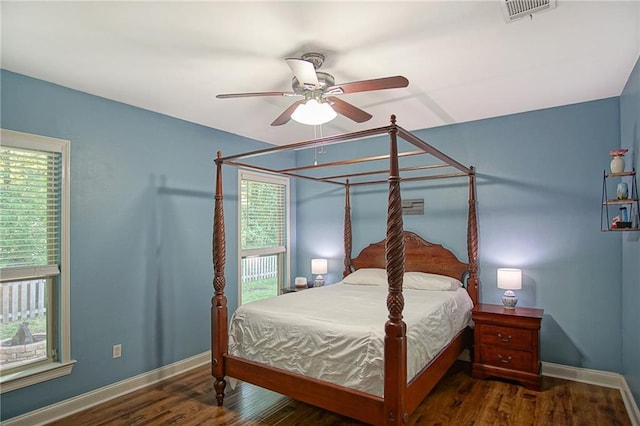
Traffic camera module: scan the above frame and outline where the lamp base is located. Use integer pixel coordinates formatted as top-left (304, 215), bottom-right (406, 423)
top-left (314, 274), bottom-right (325, 287)
top-left (501, 290), bottom-right (518, 309)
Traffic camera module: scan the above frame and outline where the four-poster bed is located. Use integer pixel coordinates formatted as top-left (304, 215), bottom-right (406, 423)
top-left (211, 116), bottom-right (479, 425)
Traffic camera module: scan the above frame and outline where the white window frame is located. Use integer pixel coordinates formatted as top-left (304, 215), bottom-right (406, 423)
top-left (237, 170), bottom-right (290, 305)
top-left (0, 129), bottom-right (75, 393)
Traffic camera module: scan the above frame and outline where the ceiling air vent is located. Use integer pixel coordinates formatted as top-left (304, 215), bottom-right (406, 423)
top-left (501, 0), bottom-right (557, 23)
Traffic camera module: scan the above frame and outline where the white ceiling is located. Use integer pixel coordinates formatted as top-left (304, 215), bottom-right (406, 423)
top-left (2, 1), bottom-right (639, 146)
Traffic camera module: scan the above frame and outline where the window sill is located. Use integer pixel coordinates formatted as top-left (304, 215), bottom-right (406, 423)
top-left (0, 360), bottom-right (76, 393)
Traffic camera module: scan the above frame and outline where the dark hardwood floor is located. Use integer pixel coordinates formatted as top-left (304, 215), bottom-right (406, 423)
top-left (46, 361), bottom-right (631, 425)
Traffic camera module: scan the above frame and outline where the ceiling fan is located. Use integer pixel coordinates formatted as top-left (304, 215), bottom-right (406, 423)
top-left (216, 52), bottom-right (409, 126)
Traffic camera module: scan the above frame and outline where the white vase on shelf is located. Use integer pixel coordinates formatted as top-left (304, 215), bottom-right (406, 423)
top-left (610, 156), bottom-right (625, 173)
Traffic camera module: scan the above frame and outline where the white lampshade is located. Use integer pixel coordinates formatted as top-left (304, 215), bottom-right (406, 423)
top-left (497, 268), bottom-right (522, 290)
top-left (311, 258), bottom-right (328, 275)
top-left (291, 99), bottom-right (337, 126)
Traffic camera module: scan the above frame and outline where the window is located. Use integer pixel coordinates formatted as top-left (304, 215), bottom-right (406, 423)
top-left (0, 129), bottom-right (73, 393)
top-left (239, 171), bottom-right (289, 305)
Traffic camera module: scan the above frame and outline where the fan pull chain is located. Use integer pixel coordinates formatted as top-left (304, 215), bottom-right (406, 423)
top-left (313, 125), bottom-right (326, 165)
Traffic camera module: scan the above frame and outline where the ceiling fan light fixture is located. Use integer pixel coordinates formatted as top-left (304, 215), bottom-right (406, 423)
top-left (291, 99), bottom-right (337, 126)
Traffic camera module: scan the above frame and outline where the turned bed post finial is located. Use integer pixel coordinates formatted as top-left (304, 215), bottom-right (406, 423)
top-left (213, 151), bottom-right (226, 297)
top-left (386, 118), bottom-right (404, 324)
top-left (467, 167), bottom-right (479, 306)
top-left (343, 180), bottom-right (352, 278)
top-left (384, 116), bottom-right (407, 426)
top-left (212, 151), bottom-right (228, 406)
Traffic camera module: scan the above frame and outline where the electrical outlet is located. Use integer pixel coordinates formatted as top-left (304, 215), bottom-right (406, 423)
top-left (112, 344), bottom-right (122, 358)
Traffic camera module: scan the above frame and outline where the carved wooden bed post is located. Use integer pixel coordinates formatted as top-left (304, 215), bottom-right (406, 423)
top-left (343, 180), bottom-right (352, 278)
top-left (466, 167), bottom-right (479, 306)
top-left (211, 151), bottom-right (228, 406)
top-left (383, 115), bottom-right (407, 425)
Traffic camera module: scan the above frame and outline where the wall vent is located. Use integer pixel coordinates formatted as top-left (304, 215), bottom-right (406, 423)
top-left (402, 199), bottom-right (424, 216)
top-left (501, 0), bottom-right (557, 23)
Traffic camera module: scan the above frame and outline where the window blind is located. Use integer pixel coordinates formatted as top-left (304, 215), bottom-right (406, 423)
top-left (240, 177), bottom-right (286, 252)
top-left (0, 146), bottom-right (61, 280)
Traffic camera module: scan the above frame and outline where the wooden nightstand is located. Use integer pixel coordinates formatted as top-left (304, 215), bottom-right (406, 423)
top-left (471, 303), bottom-right (544, 391)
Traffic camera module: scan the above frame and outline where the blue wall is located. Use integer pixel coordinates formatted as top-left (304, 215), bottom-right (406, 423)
top-left (0, 70), bottom-right (296, 420)
top-left (1, 62), bottom-right (636, 419)
top-left (620, 56), bottom-right (640, 404)
top-left (296, 98), bottom-right (624, 374)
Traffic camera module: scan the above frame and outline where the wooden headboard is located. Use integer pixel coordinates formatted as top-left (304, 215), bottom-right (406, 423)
top-left (350, 231), bottom-right (470, 284)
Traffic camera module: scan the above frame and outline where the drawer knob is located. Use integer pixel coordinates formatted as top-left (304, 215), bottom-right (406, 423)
top-left (497, 354), bottom-right (513, 364)
top-left (497, 333), bottom-right (512, 343)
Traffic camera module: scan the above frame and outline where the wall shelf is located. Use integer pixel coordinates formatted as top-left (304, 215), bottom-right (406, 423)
top-left (601, 169), bottom-right (640, 232)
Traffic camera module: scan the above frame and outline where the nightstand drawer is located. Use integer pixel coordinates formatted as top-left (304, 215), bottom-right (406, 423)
top-left (479, 324), bottom-right (533, 350)
top-left (480, 345), bottom-right (533, 372)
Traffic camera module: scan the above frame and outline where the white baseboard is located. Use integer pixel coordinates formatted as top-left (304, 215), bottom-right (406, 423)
top-left (4, 351), bottom-right (211, 426)
top-left (542, 362), bottom-right (640, 426)
top-left (5, 355), bottom-right (638, 426)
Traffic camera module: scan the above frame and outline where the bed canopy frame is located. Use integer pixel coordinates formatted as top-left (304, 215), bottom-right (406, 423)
top-left (211, 115), bottom-right (478, 425)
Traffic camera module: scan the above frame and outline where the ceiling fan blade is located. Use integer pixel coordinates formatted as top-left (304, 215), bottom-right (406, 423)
top-left (286, 58), bottom-right (319, 89)
top-left (325, 76), bottom-right (409, 95)
top-left (271, 100), bottom-right (306, 126)
top-left (326, 96), bottom-right (372, 123)
top-left (216, 91), bottom-right (297, 99)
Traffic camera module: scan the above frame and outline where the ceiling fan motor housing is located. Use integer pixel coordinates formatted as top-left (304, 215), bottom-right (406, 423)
top-left (292, 71), bottom-right (335, 94)
top-left (300, 52), bottom-right (325, 69)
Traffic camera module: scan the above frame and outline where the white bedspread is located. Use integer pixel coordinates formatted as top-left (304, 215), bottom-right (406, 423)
top-left (228, 282), bottom-right (473, 396)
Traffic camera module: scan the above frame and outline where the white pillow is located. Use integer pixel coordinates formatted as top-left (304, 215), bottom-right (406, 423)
top-left (344, 269), bottom-right (462, 291)
top-left (403, 272), bottom-right (462, 291)
top-left (342, 268), bottom-right (387, 286)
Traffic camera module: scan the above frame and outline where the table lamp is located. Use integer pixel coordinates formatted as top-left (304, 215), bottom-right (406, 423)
top-left (497, 268), bottom-right (522, 309)
top-left (311, 258), bottom-right (328, 287)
